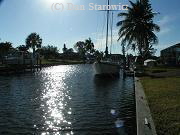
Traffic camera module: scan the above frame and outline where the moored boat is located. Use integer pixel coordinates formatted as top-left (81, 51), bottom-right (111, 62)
top-left (94, 61), bottom-right (120, 75)
top-left (93, 0), bottom-right (120, 75)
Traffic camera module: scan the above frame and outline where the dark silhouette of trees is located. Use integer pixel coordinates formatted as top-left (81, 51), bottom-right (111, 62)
top-left (94, 50), bottom-right (103, 61)
top-left (0, 42), bottom-right (12, 62)
top-left (74, 38), bottom-right (95, 59)
top-left (26, 33), bottom-right (42, 57)
top-left (74, 41), bottom-right (86, 54)
top-left (0, 42), bottom-right (12, 57)
top-left (85, 38), bottom-right (95, 54)
top-left (144, 47), bottom-right (157, 58)
top-left (62, 44), bottom-right (68, 53)
top-left (117, 0), bottom-right (160, 60)
top-left (63, 44), bottom-right (74, 54)
top-left (65, 48), bottom-right (74, 53)
top-left (38, 45), bottom-right (59, 59)
top-left (17, 45), bottom-right (28, 52)
top-left (74, 41), bottom-right (86, 60)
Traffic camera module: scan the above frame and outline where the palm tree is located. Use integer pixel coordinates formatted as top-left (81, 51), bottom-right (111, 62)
top-left (26, 33), bottom-right (42, 57)
top-left (74, 41), bottom-right (86, 62)
top-left (85, 38), bottom-right (95, 54)
top-left (0, 41), bottom-right (12, 62)
top-left (74, 38), bottom-right (95, 62)
top-left (117, 0), bottom-right (160, 60)
top-left (74, 41), bottom-right (86, 55)
top-left (0, 42), bottom-right (12, 55)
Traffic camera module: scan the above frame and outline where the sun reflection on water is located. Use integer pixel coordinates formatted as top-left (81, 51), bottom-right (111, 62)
top-left (39, 66), bottom-right (74, 134)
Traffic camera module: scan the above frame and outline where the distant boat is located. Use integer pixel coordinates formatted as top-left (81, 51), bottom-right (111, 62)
top-left (93, 0), bottom-right (120, 75)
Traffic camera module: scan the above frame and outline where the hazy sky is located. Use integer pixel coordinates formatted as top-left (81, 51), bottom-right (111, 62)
top-left (0, 0), bottom-right (180, 55)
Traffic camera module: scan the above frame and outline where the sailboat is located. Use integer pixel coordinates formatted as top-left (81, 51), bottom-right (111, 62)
top-left (93, 0), bottom-right (120, 75)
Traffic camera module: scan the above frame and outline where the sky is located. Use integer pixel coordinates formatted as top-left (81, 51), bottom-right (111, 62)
top-left (0, 0), bottom-right (180, 56)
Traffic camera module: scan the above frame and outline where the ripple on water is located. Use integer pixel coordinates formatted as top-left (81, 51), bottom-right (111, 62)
top-left (0, 65), bottom-right (136, 135)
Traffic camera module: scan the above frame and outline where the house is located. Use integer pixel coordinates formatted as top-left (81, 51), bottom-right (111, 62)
top-left (161, 43), bottom-right (180, 66)
top-left (3, 50), bottom-right (36, 65)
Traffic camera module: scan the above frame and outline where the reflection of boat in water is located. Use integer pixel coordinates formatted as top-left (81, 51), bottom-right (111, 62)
top-left (117, 127), bottom-right (128, 135)
top-left (115, 118), bottom-right (124, 128)
top-left (93, 0), bottom-right (120, 75)
top-left (115, 119), bottom-right (128, 135)
top-left (94, 61), bottom-right (120, 75)
top-left (94, 74), bottom-right (119, 88)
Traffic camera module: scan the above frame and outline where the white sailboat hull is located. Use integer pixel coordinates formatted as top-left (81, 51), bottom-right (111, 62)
top-left (93, 62), bottom-right (120, 75)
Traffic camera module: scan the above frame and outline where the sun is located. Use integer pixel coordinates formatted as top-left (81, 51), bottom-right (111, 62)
top-left (44, 0), bottom-right (66, 8)
top-left (45, 0), bottom-right (65, 5)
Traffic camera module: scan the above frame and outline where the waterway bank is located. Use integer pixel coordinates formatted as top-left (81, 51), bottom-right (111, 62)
top-left (0, 59), bottom-right (84, 75)
top-left (135, 77), bottom-right (157, 135)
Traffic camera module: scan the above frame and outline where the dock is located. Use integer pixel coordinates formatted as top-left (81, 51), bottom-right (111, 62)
top-left (0, 64), bottom-right (42, 75)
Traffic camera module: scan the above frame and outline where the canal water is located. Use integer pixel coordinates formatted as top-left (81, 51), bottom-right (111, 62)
top-left (0, 65), bottom-right (136, 135)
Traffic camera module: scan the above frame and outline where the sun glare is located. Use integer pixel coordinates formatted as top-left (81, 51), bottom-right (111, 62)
top-left (42, 0), bottom-right (66, 9)
top-left (45, 0), bottom-right (66, 6)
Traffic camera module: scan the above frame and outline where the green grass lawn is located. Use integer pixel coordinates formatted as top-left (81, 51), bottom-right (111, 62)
top-left (140, 77), bottom-right (180, 135)
top-left (144, 66), bottom-right (180, 73)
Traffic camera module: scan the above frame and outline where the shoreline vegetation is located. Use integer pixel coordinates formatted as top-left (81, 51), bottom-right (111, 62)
top-left (41, 59), bottom-right (84, 66)
top-left (140, 66), bottom-right (180, 135)
top-left (0, 59), bottom-right (85, 75)
top-left (0, 35), bottom-right (101, 75)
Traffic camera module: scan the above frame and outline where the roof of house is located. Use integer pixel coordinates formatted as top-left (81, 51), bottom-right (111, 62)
top-left (161, 43), bottom-right (180, 52)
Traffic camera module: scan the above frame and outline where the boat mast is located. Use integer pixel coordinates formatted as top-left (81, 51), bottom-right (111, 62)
top-left (110, 12), bottom-right (113, 54)
top-left (105, 0), bottom-right (110, 57)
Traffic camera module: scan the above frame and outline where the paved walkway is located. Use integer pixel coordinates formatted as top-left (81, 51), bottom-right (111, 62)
top-left (135, 77), bottom-right (157, 135)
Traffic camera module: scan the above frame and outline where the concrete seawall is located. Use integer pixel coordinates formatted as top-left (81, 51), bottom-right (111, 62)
top-left (135, 77), bottom-right (157, 135)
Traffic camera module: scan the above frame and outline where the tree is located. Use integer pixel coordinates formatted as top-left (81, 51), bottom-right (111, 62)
top-left (66, 48), bottom-right (74, 53)
top-left (74, 38), bottom-right (95, 57)
top-left (94, 50), bottom-right (103, 61)
top-left (117, 0), bottom-right (160, 61)
top-left (26, 33), bottom-right (42, 57)
top-left (122, 42), bottom-right (126, 71)
top-left (0, 42), bottom-right (12, 57)
top-left (74, 41), bottom-right (86, 61)
top-left (38, 45), bottom-right (59, 59)
top-left (74, 41), bottom-right (86, 55)
top-left (84, 38), bottom-right (95, 54)
top-left (17, 45), bottom-right (28, 52)
top-left (144, 47), bottom-right (157, 59)
top-left (62, 44), bottom-right (67, 53)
